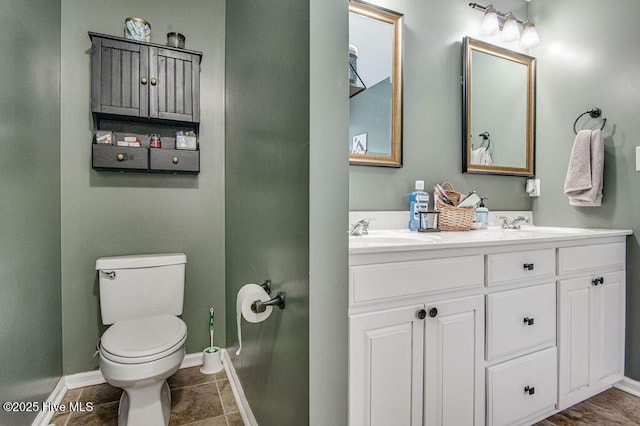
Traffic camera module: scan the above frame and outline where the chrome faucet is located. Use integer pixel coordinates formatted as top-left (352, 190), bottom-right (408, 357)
top-left (349, 218), bottom-right (375, 236)
top-left (496, 216), bottom-right (530, 230)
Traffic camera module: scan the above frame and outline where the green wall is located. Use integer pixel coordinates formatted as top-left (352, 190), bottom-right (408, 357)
top-left (225, 1), bottom-right (310, 424)
top-left (0, 0), bottom-right (62, 424)
top-left (309, 0), bottom-right (349, 423)
top-left (529, 0), bottom-right (640, 380)
top-left (349, 0), bottom-right (532, 212)
top-left (60, 0), bottom-right (226, 374)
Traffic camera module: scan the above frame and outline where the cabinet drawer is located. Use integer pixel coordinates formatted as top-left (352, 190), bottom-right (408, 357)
top-left (486, 283), bottom-right (556, 360)
top-left (149, 148), bottom-right (199, 173)
top-left (350, 256), bottom-right (483, 303)
top-left (487, 249), bottom-right (555, 287)
top-left (487, 347), bottom-right (557, 426)
top-left (558, 242), bottom-right (625, 275)
top-left (92, 144), bottom-right (149, 170)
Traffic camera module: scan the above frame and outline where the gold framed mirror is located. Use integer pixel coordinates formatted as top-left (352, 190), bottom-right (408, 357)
top-left (349, 1), bottom-right (403, 167)
top-left (462, 37), bottom-right (536, 176)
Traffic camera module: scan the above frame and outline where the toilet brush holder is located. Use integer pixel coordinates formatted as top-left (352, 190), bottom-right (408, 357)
top-left (200, 346), bottom-right (223, 374)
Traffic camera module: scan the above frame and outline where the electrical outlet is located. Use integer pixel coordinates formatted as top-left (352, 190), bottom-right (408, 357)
top-left (526, 178), bottom-right (541, 197)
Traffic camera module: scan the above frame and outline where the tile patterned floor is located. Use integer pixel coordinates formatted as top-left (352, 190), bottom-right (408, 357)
top-left (49, 367), bottom-right (243, 426)
top-left (536, 388), bottom-right (640, 425)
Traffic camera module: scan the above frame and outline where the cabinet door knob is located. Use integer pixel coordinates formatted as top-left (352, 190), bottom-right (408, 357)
top-left (416, 309), bottom-right (427, 320)
top-left (592, 277), bottom-right (604, 286)
top-left (428, 307), bottom-right (438, 318)
top-left (523, 263), bottom-right (534, 270)
top-left (524, 386), bottom-right (535, 395)
top-left (150, 77), bottom-right (157, 86)
top-left (116, 153), bottom-right (125, 161)
top-left (523, 317), bottom-right (535, 326)
top-left (141, 77), bottom-right (148, 85)
top-left (172, 156), bottom-right (179, 164)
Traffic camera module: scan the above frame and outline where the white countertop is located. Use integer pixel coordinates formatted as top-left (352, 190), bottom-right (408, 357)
top-left (349, 226), bottom-right (632, 255)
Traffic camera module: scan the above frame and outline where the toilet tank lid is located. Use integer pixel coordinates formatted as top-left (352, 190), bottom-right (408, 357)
top-left (95, 253), bottom-right (186, 270)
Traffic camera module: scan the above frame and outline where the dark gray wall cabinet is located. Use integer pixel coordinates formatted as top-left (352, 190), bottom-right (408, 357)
top-left (90, 32), bottom-right (201, 123)
top-left (89, 32), bottom-right (202, 174)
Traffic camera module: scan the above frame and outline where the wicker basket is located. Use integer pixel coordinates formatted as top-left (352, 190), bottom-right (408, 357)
top-left (436, 182), bottom-right (476, 231)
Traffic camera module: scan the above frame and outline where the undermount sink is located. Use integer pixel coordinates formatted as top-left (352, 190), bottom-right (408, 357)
top-left (349, 231), bottom-right (440, 247)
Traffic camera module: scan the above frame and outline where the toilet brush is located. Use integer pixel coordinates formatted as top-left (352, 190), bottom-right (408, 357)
top-left (209, 307), bottom-right (214, 348)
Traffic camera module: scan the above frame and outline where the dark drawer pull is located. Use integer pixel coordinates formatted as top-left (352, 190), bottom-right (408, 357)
top-left (592, 277), bottom-right (604, 286)
top-left (428, 307), bottom-right (438, 318)
top-left (523, 317), bottom-right (535, 326)
top-left (523, 263), bottom-right (534, 270)
top-left (416, 309), bottom-right (427, 320)
top-left (524, 386), bottom-right (535, 395)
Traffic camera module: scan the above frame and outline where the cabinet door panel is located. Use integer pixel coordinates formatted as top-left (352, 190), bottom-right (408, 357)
top-left (92, 37), bottom-right (148, 117)
top-left (558, 277), bottom-right (591, 407)
top-left (593, 271), bottom-right (625, 386)
top-left (424, 295), bottom-right (484, 426)
top-left (151, 48), bottom-right (200, 122)
top-left (350, 306), bottom-right (424, 426)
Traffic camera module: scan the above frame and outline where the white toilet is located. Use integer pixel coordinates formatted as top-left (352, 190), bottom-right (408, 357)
top-left (95, 253), bottom-right (188, 426)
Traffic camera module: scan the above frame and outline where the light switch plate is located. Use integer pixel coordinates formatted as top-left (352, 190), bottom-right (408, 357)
top-left (526, 178), bottom-right (541, 197)
top-left (636, 146), bottom-right (640, 172)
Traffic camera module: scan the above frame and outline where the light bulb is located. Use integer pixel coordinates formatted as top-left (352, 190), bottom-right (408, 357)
top-left (521, 20), bottom-right (540, 48)
top-left (501, 12), bottom-right (520, 42)
top-left (480, 5), bottom-right (499, 36)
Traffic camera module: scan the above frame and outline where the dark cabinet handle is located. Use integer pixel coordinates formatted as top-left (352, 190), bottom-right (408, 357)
top-left (524, 386), bottom-right (535, 395)
top-left (592, 277), bottom-right (604, 286)
top-left (416, 309), bottom-right (427, 320)
top-left (428, 307), bottom-right (438, 318)
top-left (523, 263), bottom-right (534, 270)
top-left (523, 317), bottom-right (535, 326)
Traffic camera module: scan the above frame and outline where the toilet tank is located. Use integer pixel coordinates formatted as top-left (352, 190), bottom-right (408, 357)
top-left (96, 253), bottom-right (186, 325)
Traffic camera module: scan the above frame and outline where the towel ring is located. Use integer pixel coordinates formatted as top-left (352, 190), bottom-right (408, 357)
top-left (573, 107), bottom-right (607, 135)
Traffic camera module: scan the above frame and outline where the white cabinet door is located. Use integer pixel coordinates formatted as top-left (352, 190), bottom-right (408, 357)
top-left (558, 271), bottom-right (625, 409)
top-left (350, 305), bottom-right (424, 426)
top-left (424, 295), bottom-right (485, 426)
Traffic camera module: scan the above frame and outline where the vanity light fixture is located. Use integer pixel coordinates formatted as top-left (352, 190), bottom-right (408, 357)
top-left (479, 4), bottom-right (499, 36)
top-left (520, 19), bottom-right (541, 48)
top-left (469, 2), bottom-right (540, 47)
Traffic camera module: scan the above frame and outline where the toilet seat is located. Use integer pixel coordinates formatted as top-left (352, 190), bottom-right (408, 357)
top-left (100, 315), bottom-right (187, 364)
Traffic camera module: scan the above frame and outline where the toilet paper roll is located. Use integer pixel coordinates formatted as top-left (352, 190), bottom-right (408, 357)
top-left (236, 283), bottom-right (273, 355)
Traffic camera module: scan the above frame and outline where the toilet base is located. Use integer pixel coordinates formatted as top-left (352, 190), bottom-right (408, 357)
top-left (118, 380), bottom-right (171, 426)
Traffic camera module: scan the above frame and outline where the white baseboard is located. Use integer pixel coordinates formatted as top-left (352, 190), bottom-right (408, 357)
top-left (180, 351), bottom-right (204, 369)
top-left (31, 377), bottom-right (66, 426)
top-left (615, 377), bottom-right (640, 397)
top-left (65, 369), bottom-right (106, 390)
top-left (222, 349), bottom-right (257, 426)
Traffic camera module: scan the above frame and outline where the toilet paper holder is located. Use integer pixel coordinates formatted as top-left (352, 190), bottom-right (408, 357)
top-left (251, 292), bottom-right (286, 314)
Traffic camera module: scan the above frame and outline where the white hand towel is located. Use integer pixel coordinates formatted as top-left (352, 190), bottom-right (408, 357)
top-left (564, 129), bottom-right (604, 207)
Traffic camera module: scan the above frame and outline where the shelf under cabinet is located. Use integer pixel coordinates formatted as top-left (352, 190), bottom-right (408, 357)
top-left (92, 144), bottom-right (199, 174)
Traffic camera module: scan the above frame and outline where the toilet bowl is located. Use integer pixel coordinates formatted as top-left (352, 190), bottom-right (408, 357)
top-left (95, 253), bottom-right (188, 426)
top-left (98, 315), bottom-right (187, 426)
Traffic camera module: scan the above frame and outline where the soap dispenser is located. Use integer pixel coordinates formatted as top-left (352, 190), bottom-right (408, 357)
top-left (475, 198), bottom-right (489, 229)
top-left (409, 180), bottom-right (429, 231)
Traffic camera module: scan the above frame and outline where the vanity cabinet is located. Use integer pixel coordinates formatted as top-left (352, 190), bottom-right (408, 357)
top-left (90, 33), bottom-right (201, 123)
top-left (350, 231), bottom-right (628, 426)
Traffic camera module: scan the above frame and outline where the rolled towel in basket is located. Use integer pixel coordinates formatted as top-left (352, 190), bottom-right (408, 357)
top-left (564, 129), bottom-right (604, 207)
